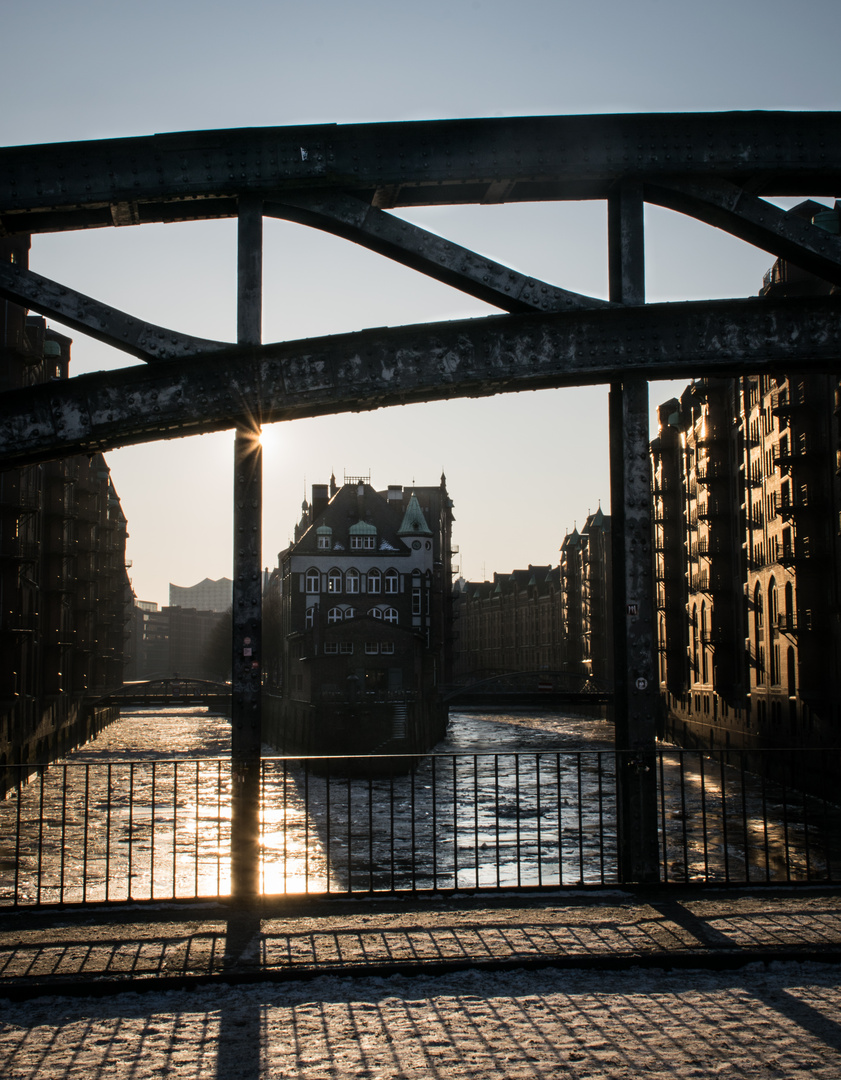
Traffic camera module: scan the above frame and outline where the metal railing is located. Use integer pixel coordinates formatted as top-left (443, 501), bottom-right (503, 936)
top-left (0, 749), bottom-right (838, 907)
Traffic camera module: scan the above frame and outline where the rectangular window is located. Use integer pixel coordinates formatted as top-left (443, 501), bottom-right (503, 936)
top-left (324, 642), bottom-right (338, 654)
top-left (340, 642), bottom-right (354, 654)
top-left (365, 642), bottom-right (378, 654)
top-left (381, 642), bottom-right (395, 655)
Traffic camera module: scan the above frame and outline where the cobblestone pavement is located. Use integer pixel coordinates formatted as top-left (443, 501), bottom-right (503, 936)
top-left (2, 889), bottom-right (841, 1078)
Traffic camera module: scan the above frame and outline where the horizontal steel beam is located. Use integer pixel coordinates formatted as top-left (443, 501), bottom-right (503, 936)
top-left (2, 113), bottom-right (839, 236)
top-left (1, 296), bottom-right (838, 466)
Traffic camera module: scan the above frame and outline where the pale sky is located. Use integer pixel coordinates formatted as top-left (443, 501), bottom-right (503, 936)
top-left (3, 0), bottom-right (838, 605)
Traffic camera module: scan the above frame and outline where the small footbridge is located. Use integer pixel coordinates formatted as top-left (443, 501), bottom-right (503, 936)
top-left (442, 671), bottom-right (613, 708)
top-left (98, 678), bottom-right (232, 711)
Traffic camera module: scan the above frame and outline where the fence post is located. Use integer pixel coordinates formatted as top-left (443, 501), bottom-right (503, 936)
top-left (231, 196), bottom-right (263, 900)
top-left (608, 182), bottom-right (660, 883)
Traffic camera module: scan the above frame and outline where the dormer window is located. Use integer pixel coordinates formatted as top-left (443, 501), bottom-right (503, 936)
top-left (349, 521), bottom-right (377, 550)
top-left (316, 525), bottom-right (332, 550)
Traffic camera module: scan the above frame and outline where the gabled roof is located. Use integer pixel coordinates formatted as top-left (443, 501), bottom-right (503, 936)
top-left (294, 482), bottom-right (410, 554)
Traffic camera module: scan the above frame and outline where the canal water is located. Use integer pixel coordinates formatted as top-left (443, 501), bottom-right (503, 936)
top-left (0, 706), bottom-right (834, 905)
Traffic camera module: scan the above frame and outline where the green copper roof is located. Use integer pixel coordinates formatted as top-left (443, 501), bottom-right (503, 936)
top-left (349, 520), bottom-right (377, 534)
top-left (397, 493), bottom-right (433, 537)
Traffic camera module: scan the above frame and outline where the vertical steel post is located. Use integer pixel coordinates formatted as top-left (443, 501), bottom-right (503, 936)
top-left (231, 196), bottom-right (263, 900)
top-left (608, 182), bottom-right (660, 883)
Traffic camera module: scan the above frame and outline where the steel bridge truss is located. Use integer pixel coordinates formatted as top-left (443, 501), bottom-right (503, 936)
top-left (2, 111), bottom-right (839, 894)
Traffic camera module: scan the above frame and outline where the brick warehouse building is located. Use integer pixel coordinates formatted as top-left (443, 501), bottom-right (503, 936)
top-left (1, 237), bottom-right (133, 778)
top-left (652, 199), bottom-right (841, 793)
top-left (452, 507), bottom-right (612, 686)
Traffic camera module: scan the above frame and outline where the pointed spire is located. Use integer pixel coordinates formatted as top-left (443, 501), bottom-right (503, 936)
top-left (398, 492), bottom-right (433, 537)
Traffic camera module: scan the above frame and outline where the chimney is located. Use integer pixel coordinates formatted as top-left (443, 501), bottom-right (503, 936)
top-left (387, 485), bottom-right (402, 505)
top-left (311, 484), bottom-right (329, 520)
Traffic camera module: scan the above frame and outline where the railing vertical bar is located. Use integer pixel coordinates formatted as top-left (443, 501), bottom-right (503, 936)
top-left (128, 763), bottom-right (135, 901)
top-left (821, 792), bottom-right (833, 884)
top-left (13, 767), bottom-right (23, 907)
top-left (678, 753), bottom-right (689, 883)
top-left (83, 764), bottom-right (91, 903)
top-left (194, 762), bottom-right (200, 898)
top-left (105, 763), bottom-right (112, 902)
top-left (536, 754), bottom-right (542, 888)
top-left (495, 754), bottom-right (501, 889)
top-left (304, 762), bottom-right (310, 894)
top-left (474, 755), bottom-right (480, 890)
top-left (740, 751), bottom-right (750, 884)
top-left (515, 754), bottom-right (522, 889)
top-left (452, 755), bottom-right (459, 889)
top-left (761, 768), bottom-right (771, 884)
top-left (346, 772), bottom-right (352, 894)
top-left (555, 753), bottom-right (562, 887)
top-left (325, 764), bottom-right (332, 895)
top-left (389, 773), bottom-right (395, 893)
top-left (597, 752), bottom-right (605, 884)
top-left (172, 761), bottom-right (178, 899)
top-left (282, 759), bottom-right (289, 895)
top-left (803, 784), bottom-right (813, 883)
top-left (410, 763), bottom-right (417, 892)
top-left (719, 750), bottom-right (730, 885)
top-left (368, 777), bottom-right (374, 894)
top-left (699, 752), bottom-right (709, 883)
top-left (36, 767), bottom-right (45, 906)
top-left (150, 760), bottom-right (157, 900)
top-left (781, 769), bottom-right (791, 884)
top-left (659, 751), bottom-right (669, 884)
top-left (576, 753), bottom-right (584, 885)
top-left (216, 760), bottom-right (222, 896)
top-left (60, 764), bottom-right (69, 904)
top-left (259, 759), bottom-right (266, 896)
top-left (431, 756), bottom-right (437, 891)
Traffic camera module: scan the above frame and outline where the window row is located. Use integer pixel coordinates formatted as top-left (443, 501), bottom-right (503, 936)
top-left (323, 641), bottom-right (396, 655)
top-left (306, 567), bottom-right (400, 594)
top-left (322, 606), bottom-right (399, 624)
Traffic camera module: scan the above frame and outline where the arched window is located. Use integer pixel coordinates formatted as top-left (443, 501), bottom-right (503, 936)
top-left (367, 568), bottom-right (381, 594)
top-left (784, 581), bottom-right (794, 630)
top-left (384, 607), bottom-right (398, 624)
top-left (768, 578), bottom-right (778, 627)
top-left (344, 607), bottom-right (356, 620)
top-left (384, 569), bottom-right (399, 594)
top-left (691, 604), bottom-right (698, 683)
top-left (346, 568), bottom-right (360, 594)
top-left (305, 607), bottom-right (315, 629)
top-left (305, 568), bottom-right (320, 594)
top-left (327, 607), bottom-right (343, 624)
top-left (701, 602), bottom-right (708, 683)
top-left (371, 607), bottom-right (383, 620)
top-left (327, 568), bottom-right (342, 594)
top-left (753, 583), bottom-right (764, 684)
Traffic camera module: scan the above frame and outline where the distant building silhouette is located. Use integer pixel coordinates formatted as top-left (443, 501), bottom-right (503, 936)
top-left (0, 237), bottom-right (132, 774)
top-left (265, 474), bottom-right (454, 758)
top-left (169, 576), bottom-right (232, 612)
top-left (453, 508), bottom-right (612, 685)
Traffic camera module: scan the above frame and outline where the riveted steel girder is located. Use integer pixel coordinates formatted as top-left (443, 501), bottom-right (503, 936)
top-left (0, 262), bottom-right (226, 362)
top-left (267, 192), bottom-right (610, 314)
top-left (2, 295), bottom-right (839, 467)
top-left (647, 178), bottom-right (841, 285)
top-left (1, 113), bottom-right (840, 240)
